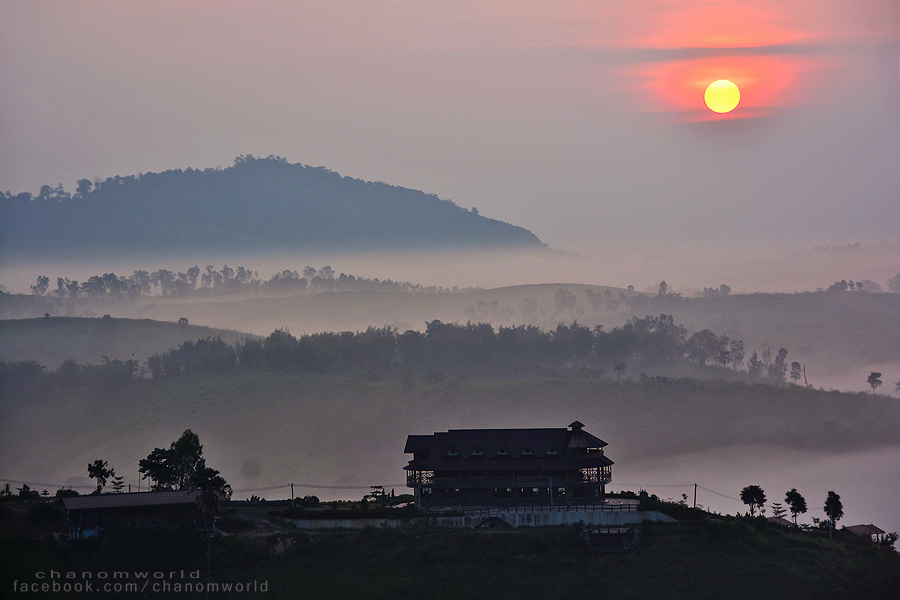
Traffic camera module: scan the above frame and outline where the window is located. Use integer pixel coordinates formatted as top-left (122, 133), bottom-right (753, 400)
top-left (545, 445), bottom-right (558, 457)
top-left (491, 488), bottom-right (513, 499)
top-left (496, 445), bottom-right (508, 457)
top-left (520, 445), bottom-right (533, 457)
top-left (446, 447), bottom-right (458, 458)
top-left (470, 446), bottom-right (484, 457)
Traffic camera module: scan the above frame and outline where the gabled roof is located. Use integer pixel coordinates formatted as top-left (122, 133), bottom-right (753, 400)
top-left (844, 524), bottom-right (886, 536)
top-left (404, 422), bottom-right (611, 472)
top-left (62, 490), bottom-right (203, 511)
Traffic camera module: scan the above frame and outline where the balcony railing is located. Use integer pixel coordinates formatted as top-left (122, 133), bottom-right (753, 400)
top-left (406, 469), bottom-right (611, 489)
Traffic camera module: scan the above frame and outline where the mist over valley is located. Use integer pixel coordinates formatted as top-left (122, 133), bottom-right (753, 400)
top-left (2, 156), bottom-right (899, 543)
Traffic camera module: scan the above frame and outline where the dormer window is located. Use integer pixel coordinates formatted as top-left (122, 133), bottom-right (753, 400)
top-left (545, 445), bottom-right (558, 457)
top-left (520, 445), bottom-right (533, 457)
top-left (470, 446), bottom-right (484, 457)
top-left (446, 447), bottom-right (459, 458)
top-left (496, 445), bottom-right (508, 457)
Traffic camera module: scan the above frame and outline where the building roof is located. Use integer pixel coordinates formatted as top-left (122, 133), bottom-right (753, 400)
top-left (844, 524), bottom-right (886, 536)
top-left (62, 490), bottom-right (203, 511)
top-left (404, 421), bottom-right (612, 472)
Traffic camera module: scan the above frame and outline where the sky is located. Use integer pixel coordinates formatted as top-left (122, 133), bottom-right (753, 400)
top-left (1, 0), bottom-right (898, 254)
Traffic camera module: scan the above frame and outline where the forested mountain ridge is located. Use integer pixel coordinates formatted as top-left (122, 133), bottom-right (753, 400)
top-left (1, 155), bottom-right (545, 256)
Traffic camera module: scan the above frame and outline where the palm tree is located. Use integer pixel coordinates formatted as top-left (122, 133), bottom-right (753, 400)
top-left (867, 372), bottom-right (882, 394)
top-left (614, 362), bottom-right (626, 379)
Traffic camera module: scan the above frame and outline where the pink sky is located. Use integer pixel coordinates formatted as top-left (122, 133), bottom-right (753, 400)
top-left (1, 0), bottom-right (898, 252)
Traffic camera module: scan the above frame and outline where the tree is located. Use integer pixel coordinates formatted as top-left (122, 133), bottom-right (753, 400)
top-left (771, 502), bottom-right (786, 519)
top-left (111, 475), bottom-right (125, 494)
top-left (888, 272), bottom-right (900, 293)
top-left (87, 459), bottom-right (114, 494)
top-left (867, 372), bottom-right (882, 394)
top-left (747, 351), bottom-right (762, 376)
top-left (30, 276), bottom-right (49, 295)
top-left (789, 362), bottom-right (802, 384)
top-left (613, 362), bottom-right (626, 379)
top-left (728, 339), bottom-right (745, 370)
top-left (75, 178), bottom-right (93, 196)
top-left (768, 348), bottom-right (788, 381)
top-left (740, 485), bottom-right (766, 516)
top-left (139, 429), bottom-right (228, 493)
top-left (785, 488), bottom-right (807, 525)
top-left (824, 490), bottom-right (843, 531)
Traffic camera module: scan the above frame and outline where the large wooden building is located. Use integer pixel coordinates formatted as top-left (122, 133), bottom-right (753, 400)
top-left (404, 421), bottom-right (613, 508)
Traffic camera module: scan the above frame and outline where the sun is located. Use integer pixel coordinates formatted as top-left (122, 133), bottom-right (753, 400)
top-left (704, 79), bottom-right (741, 113)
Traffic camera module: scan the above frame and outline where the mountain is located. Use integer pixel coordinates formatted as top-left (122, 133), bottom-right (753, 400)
top-left (0, 155), bottom-right (545, 257)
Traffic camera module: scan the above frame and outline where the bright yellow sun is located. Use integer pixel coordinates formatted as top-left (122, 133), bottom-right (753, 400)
top-left (704, 79), bottom-right (741, 113)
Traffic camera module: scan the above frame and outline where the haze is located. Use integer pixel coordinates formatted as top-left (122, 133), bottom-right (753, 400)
top-left (2, 0), bottom-right (899, 543)
top-left (2, 0), bottom-right (898, 254)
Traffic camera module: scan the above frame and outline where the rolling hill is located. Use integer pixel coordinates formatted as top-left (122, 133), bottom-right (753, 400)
top-left (0, 317), bottom-right (255, 370)
top-left (1, 155), bottom-right (544, 258)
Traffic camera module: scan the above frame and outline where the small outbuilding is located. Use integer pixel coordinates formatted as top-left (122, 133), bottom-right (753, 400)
top-left (62, 490), bottom-right (214, 538)
top-left (843, 524), bottom-right (887, 543)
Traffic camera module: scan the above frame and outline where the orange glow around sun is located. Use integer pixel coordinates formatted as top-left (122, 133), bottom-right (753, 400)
top-left (622, 1), bottom-right (835, 121)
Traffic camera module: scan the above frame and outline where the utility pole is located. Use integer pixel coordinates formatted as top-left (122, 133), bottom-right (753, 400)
top-left (290, 484), bottom-right (294, 510)
top-left (693, 483), bottom-right (697, 510)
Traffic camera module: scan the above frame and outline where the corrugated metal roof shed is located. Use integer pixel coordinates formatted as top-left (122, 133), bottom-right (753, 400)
top-left (62, 490), bottom-right (201, 511)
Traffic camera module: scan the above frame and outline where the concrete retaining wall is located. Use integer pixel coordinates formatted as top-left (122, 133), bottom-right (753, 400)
top-left (288, 510), bottom-right (675, 530)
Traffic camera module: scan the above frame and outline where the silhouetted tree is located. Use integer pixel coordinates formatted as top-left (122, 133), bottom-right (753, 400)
top-left (785, 488), bottom-right (807, 525)
top-left (824, 491), bottom-right (843, 531)
top-left (768, 348), bottom-right (788, 381)
top-left (614, 362), bottom-right (626, 379)
top-left (867, 372), bottom-right (882, 393)
top-left (790, 362), bottom-right (802, 384)
top-left (87, 459), bottom-right (114, 494)
top-left (30, 276), bottom-right (49, 295)
top-left (139, 429), bottom-right (217, 491)
top-left (740, 485), bottom-right (766, 516)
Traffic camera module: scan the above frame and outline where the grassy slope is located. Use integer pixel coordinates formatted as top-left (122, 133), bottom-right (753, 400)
top-left (3, 522), bottom-right (899, 600)
top-left (260, 525), bottom-right (900, 600)
top-left (2, 372), bottom-right (898, 500)
top-left (0, 316), bottom-right (255, 369)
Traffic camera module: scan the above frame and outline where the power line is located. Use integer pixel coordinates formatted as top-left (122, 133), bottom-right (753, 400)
top-left (0, 477), bottom-right (94, 491)
top-left (613, 482), bottom-right (742, 502)
top-left (2, 476), bottom-right (405, 495)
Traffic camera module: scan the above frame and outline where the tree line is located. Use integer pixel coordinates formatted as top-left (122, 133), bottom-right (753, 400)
top-left (97, 316), bottom-right (798, 384)
top-left (28, 265), bottom-right (476, 300)
top-left (1, 316), bottom-right (800, 390)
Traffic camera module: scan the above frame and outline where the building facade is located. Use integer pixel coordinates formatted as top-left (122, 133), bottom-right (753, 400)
top-left (62, 490), bottom-right (214, 538)
top-left (404, 421), bottom-right (613, 508)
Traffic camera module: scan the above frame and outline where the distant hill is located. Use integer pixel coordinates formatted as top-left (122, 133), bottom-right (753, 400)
top-left (0, 155), bottom-right (545, 257)
top-left (0, 316), bottom-right (254, 369)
